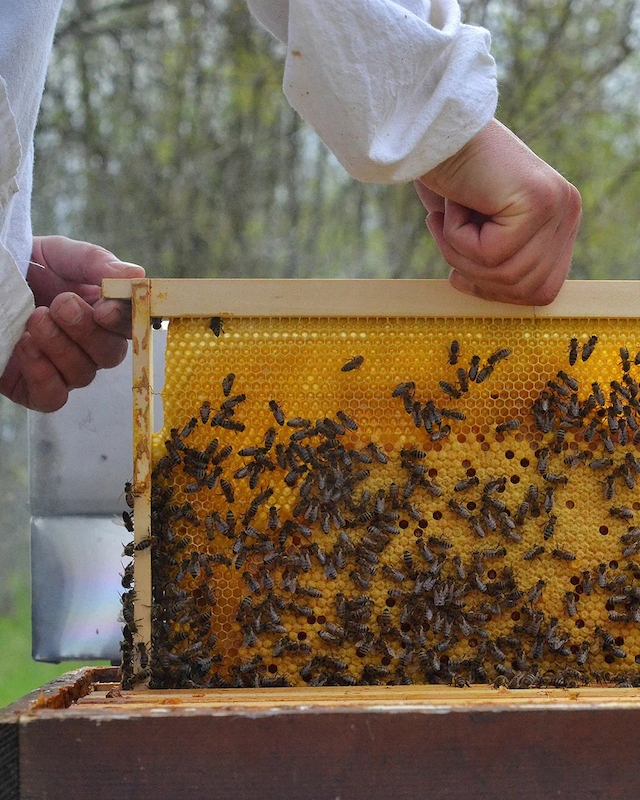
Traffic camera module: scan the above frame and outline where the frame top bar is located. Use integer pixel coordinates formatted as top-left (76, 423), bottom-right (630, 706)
top-left (102, 278), bottom-right (640, 318)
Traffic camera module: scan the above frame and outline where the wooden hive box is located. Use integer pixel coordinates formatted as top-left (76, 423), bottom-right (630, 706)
top-left (4, 279), bottom-right (640, 799)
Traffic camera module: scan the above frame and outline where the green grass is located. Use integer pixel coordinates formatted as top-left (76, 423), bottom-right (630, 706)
top-left (0, 578), bottom-right (108, 709)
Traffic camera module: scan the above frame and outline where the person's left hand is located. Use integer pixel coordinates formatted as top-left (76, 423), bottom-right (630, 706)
top-left (0, 235), bottom-right (145, 412)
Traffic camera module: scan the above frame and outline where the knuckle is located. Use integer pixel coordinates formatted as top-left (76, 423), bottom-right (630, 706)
top-left (69, 369), bottom-right (97, 390)
top-left (96, 339), bottom-right (128, 370)
top-left (532, 283), bottom-right (561, 307)
top-left (36, 390), bottom-right (69, 413)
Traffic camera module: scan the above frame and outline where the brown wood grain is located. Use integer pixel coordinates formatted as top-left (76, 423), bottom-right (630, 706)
top-left (7, 668), bottom-right (640, 800)
top-left (19, 704), bottom-right (640, 800)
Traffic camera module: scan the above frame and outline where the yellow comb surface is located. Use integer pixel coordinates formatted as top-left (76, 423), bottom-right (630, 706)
top-left (142, 316), bottom-right (640, 689)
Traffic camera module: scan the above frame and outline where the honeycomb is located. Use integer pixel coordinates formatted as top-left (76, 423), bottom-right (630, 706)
top-left (122, 315), bottom-right (640, 689)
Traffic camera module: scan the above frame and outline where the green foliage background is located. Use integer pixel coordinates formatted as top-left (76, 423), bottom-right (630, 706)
top-left (4, 0), bottom-right (640, 706)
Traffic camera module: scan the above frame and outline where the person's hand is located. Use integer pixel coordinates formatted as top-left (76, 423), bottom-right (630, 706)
top-left (0, 235), bottom-right (145, 412)
top-left (415, 119), bottom-right (582, 305)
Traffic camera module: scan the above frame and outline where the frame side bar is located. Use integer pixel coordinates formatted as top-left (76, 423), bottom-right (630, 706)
top-left (130, 279), bottom-right (153, 688)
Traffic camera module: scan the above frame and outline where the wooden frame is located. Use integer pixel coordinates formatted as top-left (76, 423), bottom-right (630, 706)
top-left (103, 277), bottom-right (640, 318)
top-left (101, 278), bottom-right (640, 691)
top-left (3, 666), bottom-right (640, 799)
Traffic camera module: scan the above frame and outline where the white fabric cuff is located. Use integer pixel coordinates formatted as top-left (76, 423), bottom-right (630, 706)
top-left (0, 243), bottom-right (34, 376)
top-left (248, 0), bottom-right (497, 183)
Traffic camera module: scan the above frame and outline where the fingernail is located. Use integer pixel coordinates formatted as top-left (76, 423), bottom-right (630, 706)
top-left (106, 260), bottom-right (145, 276)
top-left (57, 295), bottom-right (83, 325)
top-left (96, 301), bottom-right (122, 327)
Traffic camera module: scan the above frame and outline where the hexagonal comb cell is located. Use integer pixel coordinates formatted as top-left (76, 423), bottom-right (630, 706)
top-left (130, 317), bottom-right (640, 688)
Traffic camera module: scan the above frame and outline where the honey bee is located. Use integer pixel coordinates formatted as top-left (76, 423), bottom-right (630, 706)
top-left (564, 591), bottom-right (577, 617)
top-left (581, 335), bottom-right (598, 362)
top-left (122, 510), bottom-right (134, 533)
top-left (430, 425), bottom-right (451, 442)
top-left (576, 640), bottom-right (590, 666)
top-left (267, 506), bottom-right (280, 531)
top-left (495, 419), bottom-right (521, 434)
top-left (608, 611), bottom-right (631, 624)
top-left (556, 370), bottom-right (579, 391)
top-left (134, 536), bottom-right (155, 551)
top-left (382, 565), bottom-right (406, 583)
top-left (366, 442), bottom-right (388, 464)
top-left (590, 381), bottom-right (604, 406)
top-left (440, 408), bottom-right (466, 421)
top-left (197, 400), bottom-right (212, 425)
top-left (467, 354), bottom-right (481, 382)
top-left (448, 499), bottom-right (471, 520)
top-left (468, 515), bottom-right (486, 538)
top-left (268, 400), bottom-right (285, 426)
top-left (487, 348), bottom-right (511, 366)
top-left (447, 339), bottom-right (461, 365)
top-left (564, 451), bottom-right (588, 468)
top-left (217, 418), bottom-right (245, 432)
top-left (209, 317), bottom-right (225, 337)
top-left (392, 381), bottom-right (415, 398)
top-left (428, 535), bottom-right (452, 551)
top-left (514, 502), bottom-right (529, 526)
top-left (543, 473), bottom-right (568, 485)
top-left (609, 506), bottom-right (633, 520)
top-left (454, 476), bottom-right (479, 492)
top-left (551, 548), bottom-right (576, 561)
top-left (543, 514), bottom-right (558, 540)
top-left (481, 545), bottom-right (507, 560)
top-left (457, 368), bottom-right (469, 393)
top-left (528, 579), bottom-right (546, 604)
top-left (221, 372), bottom-right (235, 396)
top-left (180, 417), bottom-right (198, 439)
top-left (220, 479), bottom-right (234, 503)
top-left (543, 486), bottom-right (555, 513)
top-left (568, 337), bottom-right (579, 366)
top-left (341, 355), bottom-right (364, 372)
top-left (620, 347), bottom-right (631, 372)
top-left (439, 380), bottom-right (461, 399)
top-left (523, 544), bottom-right (545, 561)
top-left (620, 464), bottom-right (636, 490)
top-left (336, 410), bottom-right (358, 431)
top-left (475, 364), bottom-right (494, 384)
top-left (604, 474), bottom-right (616, 500)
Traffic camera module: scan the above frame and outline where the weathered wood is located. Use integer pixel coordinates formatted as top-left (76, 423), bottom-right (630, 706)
top-left (18, 699), bottom-right (640, 800)
top-left (0, 721), bottom-right (18, 800)
top-left (101, 278), bottom-right (640, 318)
top-left (6, 668), bottom-right (640, 800)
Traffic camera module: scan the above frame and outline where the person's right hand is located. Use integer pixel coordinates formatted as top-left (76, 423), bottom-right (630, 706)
top-left (0, 236), bottom-right (144, 412)
top-left (415, 119), bottom-right (582, 306)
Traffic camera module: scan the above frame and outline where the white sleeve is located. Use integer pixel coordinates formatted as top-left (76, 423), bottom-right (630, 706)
top-left (0, 247), bottom-right (34, 376)
top-left (0, 73), bottom-right (34, 376)
top-left (247, 0), bottom-right (497, 183)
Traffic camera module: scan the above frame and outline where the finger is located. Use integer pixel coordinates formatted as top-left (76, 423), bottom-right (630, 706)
top-left (2, 333), bottom-right (69, 412)
top-left (448, 223), bottom-right (577, 306)
top-left (441, 197), bottom-right (551, 270)
top-left (413, 180), bottom-right (445, 214)
top-left (28, 236), bottom-right (145, 306)
top-left (429, 207), bottom-right (574, 301)
top-left (49, 293), bottom-right (129, 369)
top-left (92, 297), bottom-right (135, 338)
top-left (435, 178), bottom-right (580, 272)
top-left (27, 307), bottom-right (98, 390)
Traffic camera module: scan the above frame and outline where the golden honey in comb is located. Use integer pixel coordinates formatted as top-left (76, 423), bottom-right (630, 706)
top-left (121, 317), bottom-right (640, 689)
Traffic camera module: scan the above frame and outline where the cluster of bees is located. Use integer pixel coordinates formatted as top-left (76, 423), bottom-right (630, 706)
top-left (121, 318), bottom-right (640, 690)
